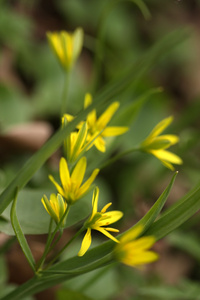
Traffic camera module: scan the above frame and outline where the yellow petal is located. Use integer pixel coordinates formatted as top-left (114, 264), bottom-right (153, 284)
top-left (60, 157), bottom-right (70, 191)
top-left (142, 135), bottom-right (179, 150)
top-left (103, 126), bottom-right (129, 137)
top-left (78, 168), bottom-right (99, 197)
top-left (126, 236), bottom-right (156, 252)
top-left (148, 116), bottom-right (173, 139)
top-left (94, 137), bottom-right (106, 152)
top-left (97, 211), bottom-right (123, 226)
top-left (120, 225), bottom-right (143, 244)
top-left (78, 228), bottom-right (92, 256)
top-left (84, 93), bottom-right (92, 108)
top-left (161, 160), bottom-right (174, 171)
top-left (72, 27), bottom-right (84, 64)
top-left (41, 194), bottom-right (58, 222)
top-left (159, 134), bottom-right (179, 145)
top-left (71, 157), bottom-right (86, 188)
top-left (96, 227), bottom-right (119, 243)
top-left (91, 187), bottom-right (99, 218)
top-left (104, 228), bottom-right (119, 232)
top-left (49, 193), bottom-right (60, 218)
top-left (62, 114), bottom-right (74, 124)
top-left (47, 32), bottom-right (65, 66)
top-left (48, 175), bottom-right (64, 197)
top-left (151, 149), bottom-right (183, 164)
top-left (101, 202), bottom-right (112, 213)
top-left (61, 31), bottom-right (73, 68)
top-left (123, 251), bottom-right (159, 266)
top-left (97, 102), bottom-right (120, 129)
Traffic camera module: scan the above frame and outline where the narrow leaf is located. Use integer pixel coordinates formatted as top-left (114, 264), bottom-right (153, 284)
top-left (145, 182), bottom-right (200, 239)
top-left (10, 189), bottom-right (35, 271)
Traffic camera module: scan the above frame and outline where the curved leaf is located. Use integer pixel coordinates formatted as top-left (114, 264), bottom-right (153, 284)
top-left (10, 189), bottom-right (35, 271)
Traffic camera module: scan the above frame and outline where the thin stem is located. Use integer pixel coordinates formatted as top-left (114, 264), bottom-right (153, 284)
top-left (47, 229), bottom-right (63, 255)
top-left (36, 218), bottom-right (53, 270)
top-left (61, 71), bottom-right (70, 117)
top-left (36, 205), bottom-right (71, 272)
top-left (43, 226), bottom-right (85, 270)
top-left (46, 218), bottom-right (53, 245)
top-left (100, 146), bottom-right (139, 169)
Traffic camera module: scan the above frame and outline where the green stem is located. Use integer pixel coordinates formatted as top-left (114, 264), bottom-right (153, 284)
top-left (35, 218), bottom-right (53, 271)
top-left (61, 71), bottom-right (70, 117)
top-left (36, 205), bottom-right (71, 272)
top-left (47, 230), bottom-right (63, 255)
top-left (46, 219), bottom-right (53, 246)
top-left (44, 226), bottom-right (85, 270)
top-left (100, 146), bottom-right (139, 169)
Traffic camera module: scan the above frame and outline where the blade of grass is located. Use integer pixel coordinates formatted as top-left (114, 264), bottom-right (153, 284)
top-left (10, 189), bottom-right (35, 271)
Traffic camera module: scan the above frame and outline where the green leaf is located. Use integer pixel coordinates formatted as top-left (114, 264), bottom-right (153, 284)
top-left (10, 189), bottom-right (35, 271)
top-left (145, 182), bottom-right (200, 239)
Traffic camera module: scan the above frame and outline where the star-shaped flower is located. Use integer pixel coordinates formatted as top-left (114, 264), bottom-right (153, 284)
top-left (63, 93), bottom-right (129, 152)
top-left (78, 187), bottom-right (123, 256)
top-left (114, 225), bottom-right (159, 267)
top-left (49, 157), bottom-right (99, 205)
top-left (140, 116), bottom-right (183, 170)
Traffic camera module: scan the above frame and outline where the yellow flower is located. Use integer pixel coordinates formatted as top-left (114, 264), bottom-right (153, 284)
top-left (62, 119), bottom-right (93, 163)
top-left (140, 116), bottom-right (183, 170)
top-left (78, 187), bottom-right (123, 256)
top-left (47, 28), bottom-right (84, 70)
top-left (41, 193), bottom-right (67, 226)
top-left (64, 93), bottom-right (129, 152)
top-left (49, 157), bottom-right (99, 205)
top-left (114, 225), bottom-right (159, 267)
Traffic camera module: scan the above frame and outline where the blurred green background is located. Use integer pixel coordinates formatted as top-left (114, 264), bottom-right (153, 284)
top-left (0, 0), bottom-right (200, 299)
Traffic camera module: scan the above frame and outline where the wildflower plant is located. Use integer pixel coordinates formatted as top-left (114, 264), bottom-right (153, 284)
top-left (0, 2), bottom-right (200, 299)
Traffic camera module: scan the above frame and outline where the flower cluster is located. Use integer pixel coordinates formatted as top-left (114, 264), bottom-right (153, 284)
top-left (40, 28), bottom-right (183, 270)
